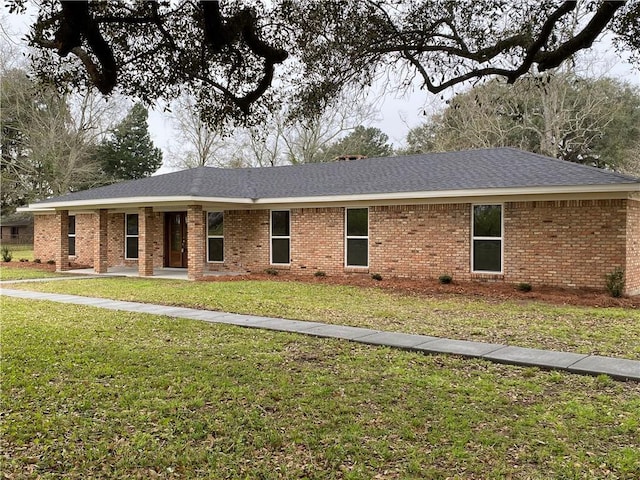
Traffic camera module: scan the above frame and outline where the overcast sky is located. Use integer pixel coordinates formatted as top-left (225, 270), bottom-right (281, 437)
top-left (4, 8), bottom-right (639, 166)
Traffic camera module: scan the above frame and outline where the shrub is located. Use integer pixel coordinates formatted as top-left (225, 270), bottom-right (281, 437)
top-left (516, 282), bottom-right (532, 293)
top-left (264, 268), bottom-right (279, 276)
top-left (19, 258), bottom-right (28, 262)
top-left (605, 267), bottom-right (625, 298)
top-left (371, 273), bottom-right (383, 281)
top-left (33, 258), bottom-right (42, 263)
top-left (1, 246), bottom-right (12, 262)
top-left (47, 259), bottom-right (56, 265)
top-left (314, 271), bottom-right (326, 277)
top-left (438, 274), bottom-right (452, 284)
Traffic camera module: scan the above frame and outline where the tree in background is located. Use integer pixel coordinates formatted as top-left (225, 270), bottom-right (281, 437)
top-left (403, 74), bottom-right (640, 174)
top-left (167, 95), bottom-right (233, 169)
top-left (8, 1), bottom-right (636, 128)
top-left (97, 104), bottom-right (163, 180)
top-left (1, 67), bottom-right (123, 215)
top-left (322, 126), bottom-right (393, 160)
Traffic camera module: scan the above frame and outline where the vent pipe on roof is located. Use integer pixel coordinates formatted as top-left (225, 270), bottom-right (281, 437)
top-left (334, 154), bottom-right (368, 161)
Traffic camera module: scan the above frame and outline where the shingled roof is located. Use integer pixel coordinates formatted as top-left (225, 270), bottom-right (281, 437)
top-left (27, 148), bottom-right (640, 209)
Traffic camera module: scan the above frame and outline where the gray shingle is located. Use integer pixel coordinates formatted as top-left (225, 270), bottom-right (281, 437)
top-left (35, 148), bottom-right (639, 205)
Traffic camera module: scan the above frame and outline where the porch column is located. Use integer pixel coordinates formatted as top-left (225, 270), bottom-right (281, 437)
top-left (55, 210), bottom-right (70, 272)
top-left (139, 207), bottom-right (155, 277)
top-left (187, 205), bottom-right (205, 280)
top-left (94, 209), bottom-right (108, 274)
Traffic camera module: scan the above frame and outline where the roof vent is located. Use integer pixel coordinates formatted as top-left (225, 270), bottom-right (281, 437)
top-left (334, 154), bottom-right (368, 161)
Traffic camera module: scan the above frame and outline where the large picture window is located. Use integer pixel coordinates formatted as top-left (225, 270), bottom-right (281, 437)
top-left (346, 208), bottom-right (368, 267)
top-left (472, 204), bottom-right (503, 273)
top-left (270, 210), bottom-right (290, 264)
top-left (207, 212), bottom-right (224, 262)
top-left (125, 213), bottom-right (139, 260)
top-left (68, 215), bottom-right (76, 256)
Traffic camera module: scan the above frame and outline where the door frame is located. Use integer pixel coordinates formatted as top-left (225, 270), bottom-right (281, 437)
top-left (164, 212), bottom-right (188, 268)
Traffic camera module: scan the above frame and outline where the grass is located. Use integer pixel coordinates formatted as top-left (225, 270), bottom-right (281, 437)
top-left (7, 275), bottom-right (640, 359)
top-left (0, 265), bottom-right (61, 281)
top-left (0, 244), bottom-right (34, 260)
top-left (2, 297), bottom-right (639, 479)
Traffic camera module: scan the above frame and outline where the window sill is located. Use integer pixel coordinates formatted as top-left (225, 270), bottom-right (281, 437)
top-left (345, 266), bottom-right (369, 274)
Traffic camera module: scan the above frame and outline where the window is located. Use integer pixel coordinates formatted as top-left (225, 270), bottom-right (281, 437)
top-left (125, 213), bottom-right (139, 260)
top-left (68, 215), bottom-right (76, 256)
top-left (207, 212), bottom-right (224, 262)
top-left (345, 208), bottom-right (368, 267)
top-left (270, 210), bottom-right (290, 264)
top-left (472, 204), bottom-right (503, 273)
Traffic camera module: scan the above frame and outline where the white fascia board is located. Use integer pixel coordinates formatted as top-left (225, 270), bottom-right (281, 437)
top-left (19, 183), bottom-right (640, 212)
top-left (20, 195), bottom-right (254, 211)
top-left (253, 183), bottom-right (640, 205)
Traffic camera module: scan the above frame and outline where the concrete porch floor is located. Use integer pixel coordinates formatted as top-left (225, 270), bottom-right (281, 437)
top-left (65, 266), bottom-right (246, 280)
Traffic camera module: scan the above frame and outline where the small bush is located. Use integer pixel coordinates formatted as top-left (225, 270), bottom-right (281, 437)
top-left (516, 282), bottom-right (532, 293)
top-left (605, 267), bottom-right (625, 298)
top-left (264, 268), bottom-right (279, 276)
top-left (1, 246), bottom-right (12, 262)
top-left (19, 258), bottom-right (28, 262)
top-left (33, 258), bottom-right (42, 264)
top-left (371, 273), bottom-right (383, 281)
top-left (47, 259), bottom-right (56, 265)
top-left (314, 271), bottom-right (326, 277)
top-left (438, 274), bottom-right (452, 284)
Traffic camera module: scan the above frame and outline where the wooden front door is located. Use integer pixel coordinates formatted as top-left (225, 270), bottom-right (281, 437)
top-left (165, 212), bottom-right (187, 268)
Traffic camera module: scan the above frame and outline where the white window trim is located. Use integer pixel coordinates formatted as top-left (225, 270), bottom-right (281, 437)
top-left (124, 213), bottom-right (139, 260)
top-left (471, 203), bottom-right (504, 274)
top-left (270, 209), bottom-right (291, 265)
top-left (345, 207), bottom-right (369, 268)
top-left (68, 215), bottom-right (76, 257)
top-left (206, 211), bottom-right (224, 263)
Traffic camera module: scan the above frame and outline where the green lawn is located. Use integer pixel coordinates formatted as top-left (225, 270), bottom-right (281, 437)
top-left (7, 274), bottom-right (640, 359)
top-left (0, 264), bottom-right (62, 281)
top-left (2, 297), bottom-right (639, 479)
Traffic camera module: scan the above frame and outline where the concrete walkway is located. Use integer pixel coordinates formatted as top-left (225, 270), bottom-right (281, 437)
top-left (2, 287), bottom-right (638, 382)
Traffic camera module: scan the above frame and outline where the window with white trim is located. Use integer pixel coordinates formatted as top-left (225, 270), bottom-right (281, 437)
top-left (125, 213), bottom-right (139, 260)
top-left (207, 211), bottom-right (224, 262)
top-left (345, 208), bottom-right (368, 267)
top-left (270, 210), bottom-right (290, 264)
top-left (472, 204), bottom-right (503, 273)
top-left (68, 215), bottom-right (76, 256)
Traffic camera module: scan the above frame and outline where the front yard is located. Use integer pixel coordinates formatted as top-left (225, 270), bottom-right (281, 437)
top-left (4, 268), bottom-right (639, 359)
top-left (2, 297), bottom-right (639, 479)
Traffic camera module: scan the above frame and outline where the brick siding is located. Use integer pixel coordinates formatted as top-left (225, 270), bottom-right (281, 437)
top-left (32, 198), bottom-right (640, 294)
top-left (626, 199), bottom-right (640, 295)
top-left (504, 200), bottom-right (627, 290)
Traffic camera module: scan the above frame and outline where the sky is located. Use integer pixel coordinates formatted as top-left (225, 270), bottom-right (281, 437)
top-left (4, 7), bottom-right (639, 169)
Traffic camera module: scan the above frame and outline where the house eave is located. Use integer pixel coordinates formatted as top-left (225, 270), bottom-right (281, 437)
top-left (18, 183), bottom-right (639, 212)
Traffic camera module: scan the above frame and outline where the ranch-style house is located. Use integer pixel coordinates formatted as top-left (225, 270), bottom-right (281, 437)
top-left (20, 147), bottom-right (640, 295)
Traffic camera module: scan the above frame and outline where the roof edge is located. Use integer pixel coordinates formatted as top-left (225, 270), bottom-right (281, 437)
top-left (19, 183), bottom-right (639, 211)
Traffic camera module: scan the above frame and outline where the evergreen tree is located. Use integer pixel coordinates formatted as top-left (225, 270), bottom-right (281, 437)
top-left (98, 103), bottom-right (162, 180)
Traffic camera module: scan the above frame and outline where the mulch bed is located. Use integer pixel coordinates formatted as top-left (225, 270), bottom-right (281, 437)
top-left (4, 260), bottom-right (638, 309)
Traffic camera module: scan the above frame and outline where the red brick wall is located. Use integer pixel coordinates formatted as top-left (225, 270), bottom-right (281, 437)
top-left (219, 209), bottom-right (270, 272)
top-left (369, 204), bottom-right (471, 279)
top-left (626, 199), bottom-right (640, 295)
top-left (290, 207), bottom-right (345, 274)
top-left (34, 215), bottom-right (57, 262)
top-left (32, 199), bottom-right (639, 294)
top-left (72, 213), bottom-right (95, 266)
top-left (505, 200), bottom-right (627, 290)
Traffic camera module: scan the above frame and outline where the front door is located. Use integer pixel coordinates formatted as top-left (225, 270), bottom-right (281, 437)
top-left (165, 212), bottom-right (187, 268)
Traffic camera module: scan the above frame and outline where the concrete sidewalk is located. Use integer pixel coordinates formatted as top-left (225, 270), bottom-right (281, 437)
top-left (2, 287), bottom-right (638, 381)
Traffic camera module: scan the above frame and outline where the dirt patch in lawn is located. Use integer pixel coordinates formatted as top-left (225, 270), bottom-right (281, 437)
top-left (204, 271), bottom-right (640, 309)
